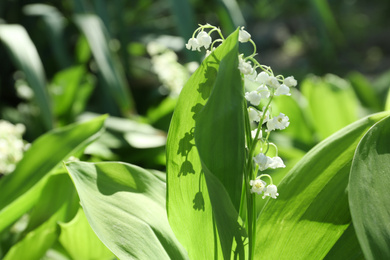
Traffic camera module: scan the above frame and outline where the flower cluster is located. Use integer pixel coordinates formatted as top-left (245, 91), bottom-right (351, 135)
top-left (249, 177), bottom-right (279, 199)
top-left (185, 24), bottom-right (298, 199)
top-left (0, 120), bottom-right (28, 175)
top-left (147, 41), bottom-right (198, 96)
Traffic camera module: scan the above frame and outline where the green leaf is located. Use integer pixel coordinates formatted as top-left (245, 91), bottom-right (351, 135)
top-left (74, 14), bottom-right (134, 114)
top-left (3, 218), bottom-right (59, 260)
top-left (324, 224), bottom-right (364, 260)
top-left (59, 207), bottom-right (115, 260)
top-left (272, 89), bottom-right (315, 148)
top-left (348, 72), bottom-right (381, 111)
top-left (3, 172), bottom-right (78, 260)
top-left (166, 29), bottom-right (243, 259)
top-left (349, 115), bottom-right (390, 260)
top-left (0, 24), bottom-right (53, 130)
top-left (254, 111), bottom-right (390, 259)
top-left (301, 74), bottom-right (359, 140)
top-left (64, 161), bottom-right (188, 260)
top-left (0, 115), bottom-right (107, 213)
top-left (194, 29), bottom-right (245, 259)
top-left (23, 4), bottom-right (72, 68)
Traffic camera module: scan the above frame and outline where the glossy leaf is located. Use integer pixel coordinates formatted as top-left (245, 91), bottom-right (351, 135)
top-left (255, 111), bottom-right (390, 259)
top-left (64, 161), bottom-right (188, 259)
top-left (0, 24), bottom-right (53, 130)
top-left (0, 115), bottom-right (107, 213)
top-left (349, 115), bottom-right (390, 260)
top-left (166, 29), bottom-right (243, 259)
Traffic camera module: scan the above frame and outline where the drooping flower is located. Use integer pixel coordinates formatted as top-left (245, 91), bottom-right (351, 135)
top-left (256, 85), bottom-right (270, 99)
top-left (262, 184), bottom-right (279, 199)
top-left (197, 31), bottom-right (212, 49)
top-left (185, 37), bottom-right (200, 51)
top-left (248, 107), bottom-right (261, 122)
top-left (267, 113), bottom-right (290, 131)
top-left (249, 179), bottom-right (267, 194)
top-left (274, 84), bottom-right (291, 96)
top-left (245, 91), bottom-right (262, 106)
top-left (267, 76), bottom-right (280, 90)
top-left (256, 71), bottom-right (270, 85)
top-left (284, 76), bottom-right (297, 87)
top-left (238, 55), bottom-right (254, 75)
top-left (268, 156), bottom-right (286, 169)
top-left (253, 153), bottom-right (270, 171)
top-left (251, 129), bottom-right (262, 139)
top-left (239, 27), bottom-right (251, 43)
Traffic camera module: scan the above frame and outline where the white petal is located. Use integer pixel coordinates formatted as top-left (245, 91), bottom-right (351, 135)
top-left (245, 91), bottom-right (261, 106)
top-left (274, 84), bottom-right (291, 96)
top-left (239, 27), bottom-right (251, 42)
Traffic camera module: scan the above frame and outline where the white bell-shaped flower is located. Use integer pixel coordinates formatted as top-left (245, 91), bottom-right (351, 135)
top-left (185, 37), bottom-right (200, 51)
top-left (239, 27), bottom-right (251, 43)
top-left (284, 76), bottom-right (297, 87)
top-left (262, 184), bottom-right (279, 199)
top-left (256, 71), bottom-right (270, 85)
top-left (245, 91), bottom-right (262, 106)
top-left (267, 113), bottom-right (290, 131)
top-left (197, 31), bottom-right (212, 49)
top-left (248, 107), bottom-right (261, 122)
top-left (274, 84), bottom-right (291, 96)
top-left (249, 179), bottom-right (267, 194)
top-left (238, 55), bottom-right (254, 75)
top-left (253, 153), bottom-right (270, 171)
top-left (268, 156), bottom-right (286, 169)
top-left (251, 129), bottom-right (262, 139)
top-left (256, 85), bottom-right (270, 99)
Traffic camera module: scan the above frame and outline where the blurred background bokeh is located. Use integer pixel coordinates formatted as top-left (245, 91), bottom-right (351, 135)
top-left (1, 0), bottom-right (390, 172)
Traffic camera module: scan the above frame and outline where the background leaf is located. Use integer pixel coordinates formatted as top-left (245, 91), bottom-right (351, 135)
top-left (301, 74), bottom-right (359, 140)
top-left (65, 161), bottom-right (188, 260)
top-left (74, 14), bottom-right (134, 115)
top-left (254, 111), bottom-right (390, 259)
top-left (0, 24), bottom-right (53, 130)
top-left (0, 115), bottom-right (106, 214)
top-left (349, 115), bottom-right (390, 260)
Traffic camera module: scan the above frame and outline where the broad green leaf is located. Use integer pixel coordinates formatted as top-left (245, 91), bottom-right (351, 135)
top-left (301, 74), bottom-right (359, 140)
top-left (194, 29), bottom-right (245, 259)
top-left (255, 111), bottom-right (390, 259)
top-left (167, 30), bottom-right (243, 259)
top-left (59, 207), bottom-right (114, 260)
top-left (64, 161), bottom-right (188, 259)
top-left (349, 115), bottom-right (390, 260)
top-left (0, 115), bottom-right (107, 213)
top-left (74, 14), bottom-right (134, 114)
top-left (0, 24), bottom-right (53, 130)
